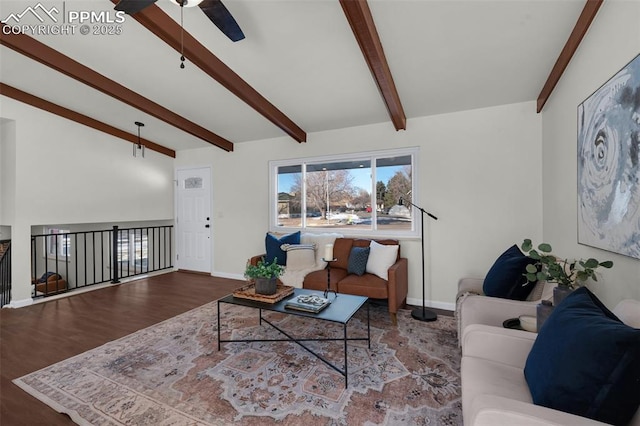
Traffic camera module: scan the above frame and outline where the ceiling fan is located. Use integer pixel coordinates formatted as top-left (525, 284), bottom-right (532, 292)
top-left (114, 0), bottom-right (245, 42)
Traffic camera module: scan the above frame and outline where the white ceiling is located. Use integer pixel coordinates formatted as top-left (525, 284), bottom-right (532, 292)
top-left (0, 0), bottom-right (586, 152)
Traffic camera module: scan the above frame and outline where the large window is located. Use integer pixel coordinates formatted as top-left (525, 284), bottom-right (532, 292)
top-left (270, 147), bottom-right (419, 236)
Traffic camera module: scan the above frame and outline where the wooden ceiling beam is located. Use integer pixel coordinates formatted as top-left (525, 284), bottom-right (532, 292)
top-left (112, 1), bottom-right (307, 143)
top-left (0, 24), bottom-right (233, 152)
top-left (536, 0), bottom-right (603, 112)
top-left (0, 83), bottom-right (176, 158)
top-left (340, 0), bottom-right (406, 131)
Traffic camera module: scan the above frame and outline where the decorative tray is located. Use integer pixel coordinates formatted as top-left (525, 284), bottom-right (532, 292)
top-left (232, 283), bottom-right (295, 304)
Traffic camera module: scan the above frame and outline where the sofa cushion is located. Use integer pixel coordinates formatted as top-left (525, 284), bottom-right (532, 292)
top-left (354, 238), bottom-right (400, 257)
top-left (483, 244), bottom-right (536, 300)
top-left (524, 287), bottom-right (640, 425)
top-left (265, 231), bottom-right (300, 265)
top-left (347, 246), bottom-right (370, 276)
top-left (461, 355), bottom-right (533, 422)
top-left (366, 241), bottom-right (399, 280)
top-left (339, 273), bottom-right (388, 299)
top-left (303, 268), bottom-right (349, 292)
top-left (333, 238), bottom-right (353, 270)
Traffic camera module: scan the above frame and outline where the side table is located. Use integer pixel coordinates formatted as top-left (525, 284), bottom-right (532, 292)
top-left (322, 258), bottom-right (337, 299)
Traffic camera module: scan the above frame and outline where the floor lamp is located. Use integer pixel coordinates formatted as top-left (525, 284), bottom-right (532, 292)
top-left (399, 197), bottom-right (438, 322)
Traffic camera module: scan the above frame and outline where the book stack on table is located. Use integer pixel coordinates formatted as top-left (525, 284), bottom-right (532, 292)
top-left (284, 294), bottom-right (331, 313)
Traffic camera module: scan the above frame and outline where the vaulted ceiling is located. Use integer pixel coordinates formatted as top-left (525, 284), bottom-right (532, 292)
top-left (0, 0), bottom-right (600, 156)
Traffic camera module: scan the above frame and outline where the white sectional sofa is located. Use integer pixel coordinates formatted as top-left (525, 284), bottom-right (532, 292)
top-left (459, 297), bottom-right (640, 426)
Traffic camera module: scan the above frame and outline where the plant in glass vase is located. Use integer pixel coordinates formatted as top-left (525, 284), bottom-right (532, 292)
top-left (520, 239), bottom-right (613, 306)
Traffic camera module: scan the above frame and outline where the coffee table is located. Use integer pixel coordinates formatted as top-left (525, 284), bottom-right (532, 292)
top-left (217, 288), bottom-right (370, 387)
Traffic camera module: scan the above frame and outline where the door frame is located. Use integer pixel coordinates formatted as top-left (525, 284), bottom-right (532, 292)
top-left (174, 165), bottom-right (213, 274)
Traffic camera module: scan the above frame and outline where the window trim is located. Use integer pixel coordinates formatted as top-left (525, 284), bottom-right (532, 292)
top-left (43, 227), bottom-right (71, 261)
top-left (269, 147), bottom-right (420, 238)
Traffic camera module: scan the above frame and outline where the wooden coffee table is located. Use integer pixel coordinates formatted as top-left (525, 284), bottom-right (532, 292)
top-left (217, 288), bottom-right (370, 387)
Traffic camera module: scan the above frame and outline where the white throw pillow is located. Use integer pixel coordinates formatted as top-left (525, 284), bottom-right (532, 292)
top-left (365, 241), bottom-right (399, 280)
top-left (281, 244), bottom-right (316, 271)
top-left (301, 232), bottom-right (343, 268)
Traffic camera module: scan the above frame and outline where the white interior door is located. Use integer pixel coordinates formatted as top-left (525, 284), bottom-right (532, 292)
top-left (176, 167), bottom-right (211, 273)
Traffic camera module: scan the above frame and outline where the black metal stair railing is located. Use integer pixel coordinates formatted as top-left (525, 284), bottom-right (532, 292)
top-left (30, 225), bottom-right (173, 299)
top-left (0, 240), bottom-right (11, 306)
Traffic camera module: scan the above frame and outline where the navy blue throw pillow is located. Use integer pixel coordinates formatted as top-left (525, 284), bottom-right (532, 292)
top-left (482, 244), bottom-right (536, 300)
top-left (265, 232), bottom-right (300, 266)
top-left (347, 246), bottom-right (370, 276)
top-left (524, 287), bottom-right (640, 425)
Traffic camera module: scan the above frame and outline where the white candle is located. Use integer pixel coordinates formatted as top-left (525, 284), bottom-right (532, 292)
top-left (324, 243), bottom-right (334, 261)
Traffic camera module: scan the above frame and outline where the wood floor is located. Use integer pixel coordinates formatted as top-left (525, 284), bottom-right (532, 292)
top-left (0, 271), bottom-right (246, 426)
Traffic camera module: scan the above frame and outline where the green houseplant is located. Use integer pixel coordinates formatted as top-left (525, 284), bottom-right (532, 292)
top-left (244, 258), bottom-right (284, 295)
top-left (520, 239), bottom-right (613, 305)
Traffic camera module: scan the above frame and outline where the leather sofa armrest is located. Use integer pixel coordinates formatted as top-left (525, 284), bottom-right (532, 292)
top-left (469, 395), bottom-right (610, 426)
top-left (248, 254), bottom-right (266, 266)
top-left (462, 324), bottom-right (536, 368)
top-left (387, 257), bottom-right (408, 314)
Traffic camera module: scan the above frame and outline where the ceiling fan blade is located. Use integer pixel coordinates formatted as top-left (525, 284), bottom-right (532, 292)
top-left (114, 0), bottom-right (157, 15)
top-left (199, 0), bottom-right (245, 42)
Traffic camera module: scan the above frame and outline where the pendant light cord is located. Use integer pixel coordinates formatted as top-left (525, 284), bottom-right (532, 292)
top-left (180, 4), bottom-right (185, 69)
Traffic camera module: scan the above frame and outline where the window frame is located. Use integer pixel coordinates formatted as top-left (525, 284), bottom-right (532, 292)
top-left (115, 228), bottom-right (149, 273)
top-left (44, 227), bottom-right (71, 260)
top-left (269, 147), bottom-right (420, 238)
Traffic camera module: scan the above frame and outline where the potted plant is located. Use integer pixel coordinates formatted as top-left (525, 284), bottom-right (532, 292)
top-left (244, 258), bottom-right (284, 295)
top-left (520, 239), bottom-right (613, 305)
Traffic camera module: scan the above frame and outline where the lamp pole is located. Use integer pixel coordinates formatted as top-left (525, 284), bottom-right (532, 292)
top-left (400, 197), bottom-right (438, 322)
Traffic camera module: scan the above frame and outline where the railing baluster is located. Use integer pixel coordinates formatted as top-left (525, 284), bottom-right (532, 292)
top-left (75, 234), bottom-right (78, 290)
top-left (31, 237), bottom-right (36, 297)
top-left (112, 226), bottom-right (120, 284)
top-left (0, 240), bottom-right (12, 306)
top-left (54, 234), bottom-right (59, 294)
top-left (92, 231), bottom-right (96, 285)
top-left (65, 232), bottom-right (69, 291)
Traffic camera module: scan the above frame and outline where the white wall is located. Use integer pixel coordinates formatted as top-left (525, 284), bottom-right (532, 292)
top-left (541, 0), bottom-right (640, 307)
top-left (1, 97), bottom-right (176, 305)
top-left (177, 101), bottom-right (543, 308)
top-left (0, 119), bottom-right (16, 228)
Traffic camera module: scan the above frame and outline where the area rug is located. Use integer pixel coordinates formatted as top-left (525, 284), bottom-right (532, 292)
top-left (14, 300), bottom-right (462, 425)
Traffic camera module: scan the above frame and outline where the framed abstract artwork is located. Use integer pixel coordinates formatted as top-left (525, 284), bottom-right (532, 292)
top-left (577, 53), bottom-right (640, 259)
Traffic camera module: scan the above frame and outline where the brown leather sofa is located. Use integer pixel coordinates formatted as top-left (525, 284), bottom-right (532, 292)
top-left (250, 237), bottom-right (408, 325)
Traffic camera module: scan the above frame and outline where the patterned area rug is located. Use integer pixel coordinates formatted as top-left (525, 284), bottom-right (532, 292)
top-left (14, 300), bottom-right (462, 425)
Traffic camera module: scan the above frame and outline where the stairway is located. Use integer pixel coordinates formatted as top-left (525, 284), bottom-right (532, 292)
top-left (0, 242), bottom-right (8, 260)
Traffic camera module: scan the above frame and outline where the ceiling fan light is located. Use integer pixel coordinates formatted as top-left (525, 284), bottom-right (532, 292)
top-left (169, 0), bottom-right (203, 8)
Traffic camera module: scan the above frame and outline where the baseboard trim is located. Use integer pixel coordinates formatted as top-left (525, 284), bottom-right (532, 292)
top-left (211, 271), bottom-right (244, 281)
top-left (177, 269), bottom-right (211, 276)
top-left (5, 298), bottom-right (33, 308)
top-left (406, 297), bottom-right (455, 312)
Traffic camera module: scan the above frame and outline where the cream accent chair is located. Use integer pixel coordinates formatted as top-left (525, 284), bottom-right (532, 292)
top-left (460, 299), bottom-right (640, 426)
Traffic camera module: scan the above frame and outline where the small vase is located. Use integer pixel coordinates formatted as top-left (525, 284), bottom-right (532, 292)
top-left (536, 300), bottom-right (554, 332)
top-left (553, 286), bottom-right (573, 307)
top-left (254, 277), bottom-right (277, 295)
